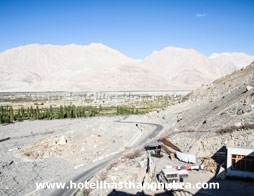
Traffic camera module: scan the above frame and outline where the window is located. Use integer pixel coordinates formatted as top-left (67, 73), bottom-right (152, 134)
top-left (231, 154), bottom-right (254, 172)
top-left (166, 174), bottom-right (178, 179)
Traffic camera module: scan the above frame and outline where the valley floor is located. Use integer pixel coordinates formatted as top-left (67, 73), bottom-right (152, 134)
top-left (0, 110), bottom-right (170, 196)
top-left (0, 80), bottom-right (253, 196)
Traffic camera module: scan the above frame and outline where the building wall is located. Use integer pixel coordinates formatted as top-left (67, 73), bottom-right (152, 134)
top-left (227, 147), bottom-right (254, 178)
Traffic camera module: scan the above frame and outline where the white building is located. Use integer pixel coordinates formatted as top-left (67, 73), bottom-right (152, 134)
top-left (227, 147), bottom-right (254, 178)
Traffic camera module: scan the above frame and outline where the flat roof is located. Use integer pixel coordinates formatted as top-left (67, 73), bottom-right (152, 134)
top-left (162, 168), bottom-right (178, 174)
top-left (146, 142), bottom-right (163, 147)
top-left (228, 146), bottom-right (254, 150)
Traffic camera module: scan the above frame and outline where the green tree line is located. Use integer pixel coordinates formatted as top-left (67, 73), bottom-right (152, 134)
top-left (0, 105), bottom-right (139, 124)
top-left (116, 106), bottom-right (139, 115)
top-left (0, 105), bottom-right (97, 124)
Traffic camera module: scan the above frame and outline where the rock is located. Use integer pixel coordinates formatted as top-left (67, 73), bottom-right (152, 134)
top-left (234, 122), bottom-right (242, 127)
top-left (58, 136), bottom-right (67, 145)
top-left (139, 160), bottom-right (145, 168)
top-left (177, 116), bottom-right (182, 122)
top-left (246, 85), bottom-right (253, 91)
top-left (51, 147), bottom-right (56, 151)
top-left (237, 109), bottom-right (244, 115)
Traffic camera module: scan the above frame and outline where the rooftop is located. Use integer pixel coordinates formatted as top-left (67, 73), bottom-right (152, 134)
top-left (162, 168), bottom-right (178, 174)
top-left (227, 146), bottom-right (254, 150)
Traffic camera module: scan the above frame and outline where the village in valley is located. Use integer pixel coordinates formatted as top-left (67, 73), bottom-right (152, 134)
top-left (0, 0), bottom-right (254, 196)
top-left (1, 62), bottom-right (254, 196)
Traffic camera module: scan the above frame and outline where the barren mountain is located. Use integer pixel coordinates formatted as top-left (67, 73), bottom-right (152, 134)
top-left (141, 46), bottom-right (221, 89)
top-left (0, 43), bottom-right (171, 91)
top-left (0, 43), bottom-right (252, 91)
top-left (209, 52), bottom-right (254, 76)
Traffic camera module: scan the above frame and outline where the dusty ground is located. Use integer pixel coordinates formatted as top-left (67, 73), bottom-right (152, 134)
top-left (18, 118), bottom-right (146, 165)
top-left (168, 129), bottom-right (254, 158)
top-left (0, 97), bottom-right (192, 196)
top-left (0, 116), bottom-right (155, 196)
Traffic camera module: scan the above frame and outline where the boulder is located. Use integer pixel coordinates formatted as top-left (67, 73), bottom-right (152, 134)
top-left (237, 109), bottom-right (244, 115)
top-left (246, 85), bottom-right (253, 91)
top-left (58, 136), bottom-right (67, 145)
top-left (234, 122), bottom-right (242, 127)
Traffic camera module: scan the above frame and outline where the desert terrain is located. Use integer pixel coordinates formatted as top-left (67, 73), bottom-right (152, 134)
top-left (1, 1), bottom-right (253, 196)
top-left (0, 91), bottom-right (183, 196)
top-left (84, 62), bottom-right (254, 196)
top-left (1, 62), bottom-right (254, 196)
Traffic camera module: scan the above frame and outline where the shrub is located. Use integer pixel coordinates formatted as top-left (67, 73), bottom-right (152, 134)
top-left (123, 149), bottom-right (141, 160)
top-left (217, 123), bottom-right (254, 135)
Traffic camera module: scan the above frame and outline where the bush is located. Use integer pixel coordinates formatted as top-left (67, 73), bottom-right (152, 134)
top-left (217, 124), bottom-right (254, 135)
top-left (123, 149), bottom-right (141, 160)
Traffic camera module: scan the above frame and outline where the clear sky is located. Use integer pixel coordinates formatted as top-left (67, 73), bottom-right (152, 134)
top-left (0, 0), bottom-right (253, 59)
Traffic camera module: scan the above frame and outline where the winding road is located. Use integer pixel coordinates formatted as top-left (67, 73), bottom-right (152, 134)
top-left (48, 121), bottom-right (164, 196)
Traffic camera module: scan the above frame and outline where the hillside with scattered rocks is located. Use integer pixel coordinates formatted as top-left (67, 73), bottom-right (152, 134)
top-left (87, 62), bottom-right (254, 196)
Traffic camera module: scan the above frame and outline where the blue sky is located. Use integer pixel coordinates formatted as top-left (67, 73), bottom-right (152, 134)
top-left (0, 0), bottom-right (253, 59)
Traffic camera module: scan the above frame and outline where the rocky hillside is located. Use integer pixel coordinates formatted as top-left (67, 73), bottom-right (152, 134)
top-left (155, 61), bottom-right (253, 158)
top-left (178, 61), bottom-right (254, 132)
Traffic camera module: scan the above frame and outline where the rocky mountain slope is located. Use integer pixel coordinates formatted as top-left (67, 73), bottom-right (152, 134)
top-left (0, 43), bottom-right (253, 91)
top-left (179, 61), bottom-right (254, 131)
top-left (142, 46), bottom-right (221, 89)
top-left (0, 44), bottom-right (171, 91)
top-left (168, 61), bottom-right (254, 156)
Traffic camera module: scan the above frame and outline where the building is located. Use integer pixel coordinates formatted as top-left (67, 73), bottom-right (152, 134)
top-left (227, 147), bottom-right (254, 178)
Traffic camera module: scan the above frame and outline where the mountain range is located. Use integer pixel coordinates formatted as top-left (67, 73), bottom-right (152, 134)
top-left (0, 43), bottom-right (253, 91)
